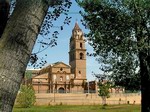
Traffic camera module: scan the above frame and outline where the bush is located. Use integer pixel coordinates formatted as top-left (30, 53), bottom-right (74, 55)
top-left (16, 85), bottom-right (36, 108)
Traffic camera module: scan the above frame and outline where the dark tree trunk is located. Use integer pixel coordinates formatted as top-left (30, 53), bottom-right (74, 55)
top-left (139, 51), bottom-right (150, 112)
top-left (0, 0), bottom-right (49, 111)
top-left (0, 0), bottom-right (10, 38)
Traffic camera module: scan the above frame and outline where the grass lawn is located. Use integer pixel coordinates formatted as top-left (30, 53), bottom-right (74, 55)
top-left (13, 104), bottom-right (140, 112)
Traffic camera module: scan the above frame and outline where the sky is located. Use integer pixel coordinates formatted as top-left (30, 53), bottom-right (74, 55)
top-left (28, 1), bottom-right (102, 81)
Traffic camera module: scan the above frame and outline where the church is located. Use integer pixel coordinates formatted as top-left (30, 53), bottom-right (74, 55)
top-left (27, 23), bottom-right (88, 93)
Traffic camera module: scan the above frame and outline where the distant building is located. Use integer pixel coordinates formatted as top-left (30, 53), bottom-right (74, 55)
top-left (26, 23), bottom-right (87, 93)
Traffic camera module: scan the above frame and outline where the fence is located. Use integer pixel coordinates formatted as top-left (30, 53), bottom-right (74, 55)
top-left (34, 90), bottom-right (97, 94)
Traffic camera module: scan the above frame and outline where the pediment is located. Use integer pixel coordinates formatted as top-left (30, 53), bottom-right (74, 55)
top-left (52, 62), bottom-right (70, 68)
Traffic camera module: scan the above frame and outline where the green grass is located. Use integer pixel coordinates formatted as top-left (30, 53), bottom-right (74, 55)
top-left (13, 105), bottom-right (140, 112)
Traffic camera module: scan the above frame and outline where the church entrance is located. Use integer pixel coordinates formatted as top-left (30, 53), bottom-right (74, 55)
top-left (58, 87), bottom-right (65, 93)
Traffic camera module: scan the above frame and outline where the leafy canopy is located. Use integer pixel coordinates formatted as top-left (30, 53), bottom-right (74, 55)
top-left (16, 85), bottom-right (36, 108)
top-left (98, 81), bottom-right (111, 98)
top-left (77, 0), bottom-right (150, 90)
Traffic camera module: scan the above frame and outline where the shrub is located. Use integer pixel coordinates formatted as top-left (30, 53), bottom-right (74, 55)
top-left (16, 85), bottom-right (36, 108)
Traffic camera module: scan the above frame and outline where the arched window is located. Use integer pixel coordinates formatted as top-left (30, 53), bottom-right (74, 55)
top-left (80, 53), bottom-right (84, 59)
top-left (80, 43), bottom-right (82, 48)
top-left (78, 71), bottom-right (81, 77)
top-left (79, 71), bottom-right (81, 74)
top-left (58, 87), bottom-right (65, 93)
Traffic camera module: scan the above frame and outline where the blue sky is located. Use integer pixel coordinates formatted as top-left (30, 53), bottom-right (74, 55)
top-left (28, 1), bottom-right (102, 81)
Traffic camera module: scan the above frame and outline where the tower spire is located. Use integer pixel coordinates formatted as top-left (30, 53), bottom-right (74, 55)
top-left (73, 21), bottom-right (81, 31)
top-left (69, 22), bottom-right (86, 80)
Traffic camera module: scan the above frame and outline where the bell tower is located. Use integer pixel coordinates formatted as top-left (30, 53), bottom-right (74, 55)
top-left (69, 22), bottom-right (86, 80)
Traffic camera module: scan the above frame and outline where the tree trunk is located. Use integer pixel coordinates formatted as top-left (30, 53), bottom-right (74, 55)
top-left (0, 0), bottom-right (49, 111)
top-left (139, 51), bottom-right (150, 112)
top-left (0, 0), bottom-right (10, 38)
top-left (101, 96), bottom-right (106, 105)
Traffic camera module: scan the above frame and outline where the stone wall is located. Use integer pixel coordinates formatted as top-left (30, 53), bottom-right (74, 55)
top-left (34, 93), bottom-right (141, 105)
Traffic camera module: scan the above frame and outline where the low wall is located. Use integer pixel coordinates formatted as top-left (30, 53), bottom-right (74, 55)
top-left (35, 93), bottom-right (141, 105)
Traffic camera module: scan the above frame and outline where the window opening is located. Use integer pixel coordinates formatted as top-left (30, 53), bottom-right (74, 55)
top-left (80, 43), bottom-right (82, 48)
top-left (60, 68), bottom-right (63, 71)
top-left (80, 53), bottom-right (84, 59)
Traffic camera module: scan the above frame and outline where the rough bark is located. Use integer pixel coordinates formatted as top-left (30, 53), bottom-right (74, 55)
top-left (139, 51), bottom-right (150, 112)
top-left (0, 0), bottom-right (49, 111)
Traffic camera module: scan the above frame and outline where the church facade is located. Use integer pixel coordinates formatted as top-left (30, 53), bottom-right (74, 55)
top-left (27, 23), bottom-right (87, 93)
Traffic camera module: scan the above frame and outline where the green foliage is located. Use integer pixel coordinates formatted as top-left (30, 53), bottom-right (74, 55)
top-left (77, 0), bottom-right (150, 91)
top-left (16, 85), bottom-right (36, 108)
top-left (98, 81), bottom-right (111, 98)
top-left (98, 81), bottom-right (111, 105)
top-left (112, 72), bottom-right (140, 91)
top-left (25, 71), bottom-right (32, 79)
